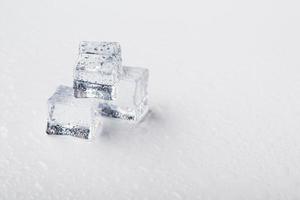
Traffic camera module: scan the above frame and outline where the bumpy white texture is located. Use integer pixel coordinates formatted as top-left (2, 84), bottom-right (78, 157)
top-left (1, 0), bottom-right (300, 199)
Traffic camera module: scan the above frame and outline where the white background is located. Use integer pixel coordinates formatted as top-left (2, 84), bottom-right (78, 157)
top-left (0, 0), bottom-right (300, 199)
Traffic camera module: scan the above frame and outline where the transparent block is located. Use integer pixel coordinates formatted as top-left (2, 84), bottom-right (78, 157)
top-left (46, 85), bottom-right (103, 139)
top-left (74, 41), bottom-right (122, 99)
top-left (96, 66), bottom-right (149, 122)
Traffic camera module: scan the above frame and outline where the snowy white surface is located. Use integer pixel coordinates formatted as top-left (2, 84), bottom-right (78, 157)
top-left (0, 0), bottom-right (300, 199)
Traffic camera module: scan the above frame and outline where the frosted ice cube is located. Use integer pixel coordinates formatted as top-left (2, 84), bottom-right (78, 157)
top-left (73, 41), bottom-right (122, 99)
top-left (96, 66), bottom-right (149, 122)
top-left (46, 86), bottom-right (102, 139)
top-left (79, 41), bottom-right (121, 56)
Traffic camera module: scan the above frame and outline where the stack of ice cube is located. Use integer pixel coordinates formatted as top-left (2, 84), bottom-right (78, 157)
top-left (46, 41), bottom-right (149, 139)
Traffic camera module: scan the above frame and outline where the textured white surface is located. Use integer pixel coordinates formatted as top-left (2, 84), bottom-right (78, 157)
top-left (0, 0), bottom-right (300, 199)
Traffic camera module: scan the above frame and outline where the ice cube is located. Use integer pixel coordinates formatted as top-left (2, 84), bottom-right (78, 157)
top-left (96, 66), bottom-right (149, 122)
top-left (73, 41), bottom-right (122, 99)
top-left (46, 85), bottom-right (102, 139)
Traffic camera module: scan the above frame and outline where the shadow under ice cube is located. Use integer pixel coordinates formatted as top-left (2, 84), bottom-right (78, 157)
top-left (46, 86), bottom-right (102, 139)
top-left (97, 66), bottom-right (149, 122)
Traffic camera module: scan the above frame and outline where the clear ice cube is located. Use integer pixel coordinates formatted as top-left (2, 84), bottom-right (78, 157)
top-left (46, 85), bottom-right (102, 139)
top-left (96, 66), bottom-right (149, 122)
top-left (73, 41), bottom-right (122, 99)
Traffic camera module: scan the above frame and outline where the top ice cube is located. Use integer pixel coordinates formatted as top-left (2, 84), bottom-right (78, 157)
top-left (75, 41), bottom-right (123, 85)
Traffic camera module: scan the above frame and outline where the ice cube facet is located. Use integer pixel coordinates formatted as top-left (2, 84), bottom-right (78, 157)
top-left (97, 66), bottom-right (149, 122)
top-left (46, 86), bottom-right (102, 139)
top-left (74, 41), bottom-right (122, 99)
top-left (79, 41), bottom-right (121, 56)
